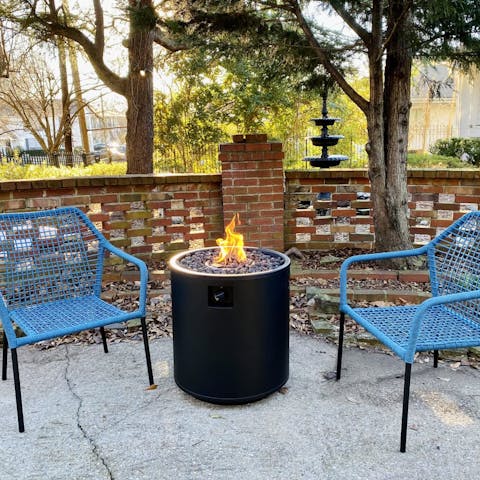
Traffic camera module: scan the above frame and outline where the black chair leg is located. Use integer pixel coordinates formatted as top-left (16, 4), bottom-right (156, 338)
top-left (100, 327), bottom-right (108, 354)
top-left (140, 316), bottom-right (154, 386)
top-left (11, 348), bottom-right (24, 433)
top-left (2, 332), bottom-right (7, 381)
top-left (433, 350), bottom-right (439, 368)
top-left (336, 312), bottom-right (345, 380)
top-left (400, 362), bottom-right (412, 453)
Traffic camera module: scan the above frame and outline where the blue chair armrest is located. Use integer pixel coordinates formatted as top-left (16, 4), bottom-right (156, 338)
top-left (102, 242), bottom-right (149, 315)
top-left (405, 289), bottom-right (480, 362)
top-left (339, 246), bottom-right (428, 307)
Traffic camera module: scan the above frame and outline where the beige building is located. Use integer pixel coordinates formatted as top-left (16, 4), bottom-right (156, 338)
top-left (409, 64), bottom-right (480, 152)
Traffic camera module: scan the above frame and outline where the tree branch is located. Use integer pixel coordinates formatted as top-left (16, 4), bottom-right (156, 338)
top-left (371, 0), bottom-right (384, 62)
top-left (18, 2), bottom-right (127, 96)
top-left (46, 21), bottom-right (127, 95)
top-left (328, 0), bottom-right (372, 46)
top-left (383, 0), bottom-right (414, 52)
top-left (92, 0), bottom-right (104, 56)
top-left (153, 24), bottom-right (189, 51)
top-left (292, 1), bottom-right (369, 113)
top-left (258, 0), bottom-right (296, 14)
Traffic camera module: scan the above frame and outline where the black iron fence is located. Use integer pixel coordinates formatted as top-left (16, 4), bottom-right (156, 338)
top-left (153, 144), bottom-right (221, 174)
top-left (153, 136), bottom-right (368, 174)
top-left (283, 135), bottom-right (368, 169)
top-left (0, 150), bottom-right (99, 167)
top-left (1, 137), bottom-right (368, 173)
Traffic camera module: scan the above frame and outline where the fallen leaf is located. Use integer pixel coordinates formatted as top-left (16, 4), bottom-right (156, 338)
top-left (347, 396), bottom-right (361, 404)
top-left (146, 384), bottom-right (158, 391)
top-left (371, 300), bottom-right (394, 307)
top-left (323, 371), bottom-right (337, 381)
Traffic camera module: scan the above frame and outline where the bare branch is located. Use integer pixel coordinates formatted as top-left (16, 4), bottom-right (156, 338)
top-left (44, 22), bottom-right (127, 95)
top-left (371, 0), bottom-right (384, 58)
top-left (15, 2), bottom-right (127, 96)
top-left (291, 0), bottom-right (369, 113)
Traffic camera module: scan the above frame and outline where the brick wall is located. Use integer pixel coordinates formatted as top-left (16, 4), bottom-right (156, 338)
top-left (0, 175), bottom-right (224, 260)
top-left (285, 169), bottom-right (480, 249)
top-left (219, 134), bottom-right (285, 252)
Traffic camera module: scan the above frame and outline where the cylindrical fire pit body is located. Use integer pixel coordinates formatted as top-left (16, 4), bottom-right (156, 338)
top-left (170, 247), bottom-right (290, 404)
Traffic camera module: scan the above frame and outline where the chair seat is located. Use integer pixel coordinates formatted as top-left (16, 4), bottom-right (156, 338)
top-left (10, 295), bottom-right (129, 345)
top-left (350, 304), bottom-right (480, 354)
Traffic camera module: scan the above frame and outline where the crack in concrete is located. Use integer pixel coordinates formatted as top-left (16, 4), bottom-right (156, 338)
top-left (64, 346), bottom-right (114, 480)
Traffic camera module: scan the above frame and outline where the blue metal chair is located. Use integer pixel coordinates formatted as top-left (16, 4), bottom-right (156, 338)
top-left (337, 211), bottom-right (480, 452)
top-left (0, 207), bottom-right (154, 432)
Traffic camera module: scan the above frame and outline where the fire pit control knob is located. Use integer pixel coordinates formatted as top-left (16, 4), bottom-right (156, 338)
top-left (208, 285), bottom-right (234, 308)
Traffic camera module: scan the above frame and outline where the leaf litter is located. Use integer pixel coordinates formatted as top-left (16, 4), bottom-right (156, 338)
top-left (32, 251), bottom-right (480, 368)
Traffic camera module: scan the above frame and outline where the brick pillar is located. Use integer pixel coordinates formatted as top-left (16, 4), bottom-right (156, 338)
top-left (219, 134), bottom-right (285, 252)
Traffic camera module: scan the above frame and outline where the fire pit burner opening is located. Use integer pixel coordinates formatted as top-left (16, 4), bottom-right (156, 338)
top-left (177, 247), bottom-right (286, 275)
top-left (169, 247), bottom-right (290, 405)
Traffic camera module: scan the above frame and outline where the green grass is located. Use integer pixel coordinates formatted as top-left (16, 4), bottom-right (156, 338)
top-left (0, 162), bottom-right (127, 180)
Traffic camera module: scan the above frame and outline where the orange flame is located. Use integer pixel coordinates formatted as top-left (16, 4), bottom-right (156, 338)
top-left (215, 213), bottom-right (247, 264)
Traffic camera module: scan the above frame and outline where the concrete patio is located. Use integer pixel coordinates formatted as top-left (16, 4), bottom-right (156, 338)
top-left (2, 332), bottom-right (479, 480)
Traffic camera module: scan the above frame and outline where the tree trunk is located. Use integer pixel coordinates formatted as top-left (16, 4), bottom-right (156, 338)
top-left (125, 2), bottom-right (155, 174)
top-left (58, 37), bottom-right (73, 166)
top-left (368, 0), bottom-right (413, 252)
top-left (68, 39), bottom-right (90, 154)
top-left (379, 0), bottom-right (413, 252)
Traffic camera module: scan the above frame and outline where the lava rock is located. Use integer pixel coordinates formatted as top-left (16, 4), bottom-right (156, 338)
top-left (178, 248), bottom-right (286, 275)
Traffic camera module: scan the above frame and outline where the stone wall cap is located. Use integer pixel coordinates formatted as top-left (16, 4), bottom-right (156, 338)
top-left (231, 134), bottom-right (268, 143)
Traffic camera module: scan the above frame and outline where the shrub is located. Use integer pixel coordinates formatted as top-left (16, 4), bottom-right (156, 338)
top-left (407, 153), bottom-right (466, 168)
top-left (430, 137), bottom-right (480, 166)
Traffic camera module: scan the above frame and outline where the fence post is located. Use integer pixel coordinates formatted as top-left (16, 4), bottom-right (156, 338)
top-left (52, 152), bottom-right (60, 168)
top-left (219, 134), bottom-right (285, 252)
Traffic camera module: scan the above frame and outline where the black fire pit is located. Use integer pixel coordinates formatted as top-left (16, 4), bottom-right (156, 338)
top-left (169, 247), bottom-right (290, 404)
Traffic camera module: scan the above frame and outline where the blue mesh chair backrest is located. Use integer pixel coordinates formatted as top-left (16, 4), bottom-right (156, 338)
top-left (428, 211), bottom-right (480, 322)
top-left (0, 208), bottom-right (102, 310)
